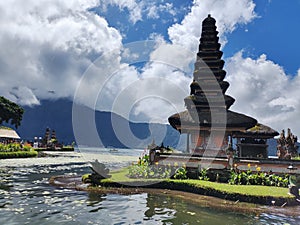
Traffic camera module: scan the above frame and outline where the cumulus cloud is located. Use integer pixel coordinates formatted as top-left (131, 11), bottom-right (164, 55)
top-left (98, 0), bottom-right (143, 24)
top-left (114, 0), bottom-right (258, 122)
top-left (0, 0), bottom-right (122, 106)
top-left (79, 41), bottom-right (192, 123)
top-left (5, 0), bottom-right (299, 139)
top-left (226, 52), bottom-right (300, 136)
top-left (146, 3), bottom-right (176, 19)
top-left (168, 0), bottom-right (257, 52)
top-left (98, 0), bottom-right (178, 24)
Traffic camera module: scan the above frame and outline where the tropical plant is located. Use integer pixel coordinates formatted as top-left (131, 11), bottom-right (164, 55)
top-left (228, 168), bottom-right (289, 187)
top-left (199, 168), bottom-right (210, 181)
top-left (128, 163), bottom-right (172, 179)
top-left (173, 167), bottom-right (187, 180)
top-left (0, 96), bottom-right (24, 128)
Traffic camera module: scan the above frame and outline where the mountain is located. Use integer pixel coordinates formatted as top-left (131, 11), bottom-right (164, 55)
top-left (18, 99), bottom-right (295, 155)
top-left (16, 99), bottom-right (183, 149)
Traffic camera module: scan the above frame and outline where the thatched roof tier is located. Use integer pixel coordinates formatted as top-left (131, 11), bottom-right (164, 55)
top-left (0, 127), bottom-right (20, 139)
top-left (199, 43), bottom-right (221, 51)
top-left (200, 35), bottom-right (219, 43)
top-left (168, 110), bottom-right (257, 133)
top-left (233, 123), bottom-right (279, 139)
top-left (194, 69), bottom-right (226, 81)
top-left (190, 81), bottom-right (229, 94)
top-left (194, 59), bottom-right (225, 69)
top-left (197, 50), bottom-right (223, 59)
top-left (184, 94), bottom-right (235, 110)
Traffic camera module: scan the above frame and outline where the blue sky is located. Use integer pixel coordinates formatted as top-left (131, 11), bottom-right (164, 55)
top-left (224, 0), bottom-right (300, 75)
top-left (0, 0), bottom-right (300, 136)
top-left (95, 0), bottom-right (300, 75)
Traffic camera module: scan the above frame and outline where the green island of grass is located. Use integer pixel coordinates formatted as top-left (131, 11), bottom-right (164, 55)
top-left (81, 167), bottom-right (296, 207)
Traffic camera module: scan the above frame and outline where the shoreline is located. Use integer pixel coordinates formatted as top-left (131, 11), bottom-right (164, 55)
top-left (49, 175), bottom-right (300, 217)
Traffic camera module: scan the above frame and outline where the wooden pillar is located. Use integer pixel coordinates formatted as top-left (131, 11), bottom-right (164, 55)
top-left (237, 138), bottom-right (241, 157)
top-left (186, 133), bottom-right (190, 153)
top-left (230, 133), bottom-right (233, 146)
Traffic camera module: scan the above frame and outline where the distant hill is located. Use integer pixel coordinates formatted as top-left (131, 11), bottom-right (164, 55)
top-left (16, 99), bottom-right (295, 155)
top-left (16, 99), bottom-right (183, 149)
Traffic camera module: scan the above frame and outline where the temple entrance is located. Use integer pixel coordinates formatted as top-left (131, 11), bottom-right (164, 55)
top-left (190, 130), bottom-right (228, 157)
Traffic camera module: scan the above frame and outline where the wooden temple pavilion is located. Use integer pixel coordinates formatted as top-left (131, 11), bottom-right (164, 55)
top-left (168, 15), bottom-right (278, 159)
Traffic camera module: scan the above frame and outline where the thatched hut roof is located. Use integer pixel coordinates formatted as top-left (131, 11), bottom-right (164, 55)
top-left (0, 127), bottom-right (20, 139)
top-left (168, 110), bottom-right (257, 133)
top-left (233, 123), bottom-right (279, 138)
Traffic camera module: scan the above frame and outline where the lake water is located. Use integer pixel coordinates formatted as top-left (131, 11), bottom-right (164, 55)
top-left (0, 148), bottom-right (299, 225)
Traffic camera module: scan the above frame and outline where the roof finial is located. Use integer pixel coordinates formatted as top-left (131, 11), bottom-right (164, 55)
top-left (208, 14), bottom-right (211, 17)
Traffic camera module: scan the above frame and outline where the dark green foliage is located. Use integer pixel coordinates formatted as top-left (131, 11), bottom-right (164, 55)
top-left (199, 168), bottom-right (231, 183)
top-left (173, 167), bottom-right (187, 180)
top-left (137, 154), bottom-right (149, 166)
top-left (0, 151), bottom-right (38, 159)
top-left (0, 96), bottom-right (24, 128)
top-left (0, 143), bottom-right (27, 152)
top-left (0, 143), bottom-right (37, 159)
top-left (229, 169), bottom-right (289, 187)
top-left (199, 168), bottom-right (210, 181)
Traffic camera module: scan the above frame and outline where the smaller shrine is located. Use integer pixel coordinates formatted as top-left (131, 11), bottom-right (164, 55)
top-left (41, 127), bottom-right (59, 148)
top-left (277, 128), bottom-right (299, 159)
top-left (233, 124), bottom-right (279, 158)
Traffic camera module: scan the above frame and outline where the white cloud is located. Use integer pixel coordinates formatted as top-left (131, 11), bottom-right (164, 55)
top-left (0, 0), bottom-right (122, 106)
top-left (71, 0), bottom-right (259, 124)
top-left (146, 3), bottom-right (176, 19)
top-left (168, 0), bottom-right (257, 52)
top-left (5, 0), bottom-right (299, 140)
top-left (98, 1), bottom-right (178, 24)
top-left (98, 0), bottom-right (143, 24)
top-left (85, 41), bottom-right (192, 123)
top-left (226, 51), bottom-right (300, 136)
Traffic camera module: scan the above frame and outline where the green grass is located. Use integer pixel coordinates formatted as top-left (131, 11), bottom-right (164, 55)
top-left (95, 167), bottom-right (294, 205)
top-left (170, 179), bottom-right (291, 198)
top-left (106, 168), bottom-right (291, 197)
top-left (0, 150), bottom-right (38, 159)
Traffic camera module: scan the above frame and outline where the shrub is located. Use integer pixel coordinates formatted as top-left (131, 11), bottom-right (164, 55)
top-left (229, 169), bottom-right (289, 187)
top-left (0, 150), bottom-right (38, 159)
top-left (199, 168), bottom-right (210, 181)
top-left (173, 167), bottom-right (187, 180)
top-left (128, 164), bottom-right (171, 179)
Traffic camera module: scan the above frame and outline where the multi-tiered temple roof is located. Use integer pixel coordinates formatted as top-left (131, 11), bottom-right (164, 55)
top-left (169, 15), bottom-right (258, 133)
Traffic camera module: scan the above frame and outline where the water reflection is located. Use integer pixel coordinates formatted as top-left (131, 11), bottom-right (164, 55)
top-left (144, 193), bottom-right (252, 225)
top-left (0, 153), bottom-right (300, 224)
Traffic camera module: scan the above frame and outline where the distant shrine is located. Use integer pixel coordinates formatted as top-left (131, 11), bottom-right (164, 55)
top-left (168, 15), bottom-right (279, 158)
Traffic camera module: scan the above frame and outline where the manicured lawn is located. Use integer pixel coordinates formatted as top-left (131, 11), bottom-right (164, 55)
top-left (98, 167), bottom-right (294, 205)
top-left (171, 179), bottom-right (291, 198)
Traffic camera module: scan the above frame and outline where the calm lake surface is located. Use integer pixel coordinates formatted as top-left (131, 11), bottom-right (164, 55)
top-left (0, 148), bottom-right (300, 225)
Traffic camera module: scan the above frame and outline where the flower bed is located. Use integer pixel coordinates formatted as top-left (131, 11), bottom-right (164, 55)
top-left (0, 143), bottom-right (38, 159)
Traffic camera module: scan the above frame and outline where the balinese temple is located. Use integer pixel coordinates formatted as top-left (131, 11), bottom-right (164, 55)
top-left (168, 15), bottom-right (278, 158)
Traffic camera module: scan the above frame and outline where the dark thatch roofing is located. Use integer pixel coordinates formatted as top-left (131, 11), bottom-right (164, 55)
top-left (168, 110), bottom-right (257, 132)
top-left (233, 123), bottom-right (279, 138)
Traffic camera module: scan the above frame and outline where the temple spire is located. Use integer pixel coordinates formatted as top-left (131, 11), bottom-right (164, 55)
top-left (184, 14), bottom-right (235, 113)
